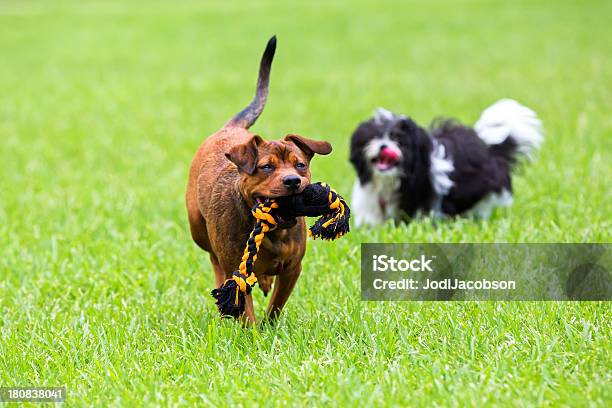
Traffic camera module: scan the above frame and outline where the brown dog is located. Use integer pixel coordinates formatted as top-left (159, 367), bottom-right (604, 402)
top-left (186, 36), bottom-right (332, 323)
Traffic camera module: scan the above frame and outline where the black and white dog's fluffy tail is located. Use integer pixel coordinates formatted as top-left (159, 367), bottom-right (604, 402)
top-left (435, 99), bottom-right (543, 218)
top-left (474, 99), bottom-right (543, 164)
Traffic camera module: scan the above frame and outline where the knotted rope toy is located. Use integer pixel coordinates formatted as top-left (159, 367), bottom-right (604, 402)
top-left (211, 182), bottom-right (350, 317)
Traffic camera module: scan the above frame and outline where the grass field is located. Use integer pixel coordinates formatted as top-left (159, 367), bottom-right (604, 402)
top-left (1, 0), bottom-right (611, 406)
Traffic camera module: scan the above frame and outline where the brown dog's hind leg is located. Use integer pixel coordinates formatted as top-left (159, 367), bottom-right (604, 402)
top-left (266, 265), bottom-right (302, 321)
top-left (210, 254), bottom-right (226, 288)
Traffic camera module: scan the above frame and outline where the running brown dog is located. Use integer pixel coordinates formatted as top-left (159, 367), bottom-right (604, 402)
top-left (185, 36), bottom-right (332, 323)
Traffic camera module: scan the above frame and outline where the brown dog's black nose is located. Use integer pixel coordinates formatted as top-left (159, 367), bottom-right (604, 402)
top-left (283, 175), bottom-right (301, 190)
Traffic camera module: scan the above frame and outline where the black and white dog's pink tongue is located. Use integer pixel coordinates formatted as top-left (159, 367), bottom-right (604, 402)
top-left (376, 146), bottom-right (400, 170)
top-left (380, 146), bottom-right (400, 162)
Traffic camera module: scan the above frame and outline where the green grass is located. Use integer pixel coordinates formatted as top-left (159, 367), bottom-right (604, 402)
top-left (1, 0), bottom-right (611, 406)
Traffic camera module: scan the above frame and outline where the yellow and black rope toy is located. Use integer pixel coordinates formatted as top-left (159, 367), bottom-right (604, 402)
top-left (211, 200), bottom-right (279, 318)
top-left (211, 182), bottom-right (350, 317)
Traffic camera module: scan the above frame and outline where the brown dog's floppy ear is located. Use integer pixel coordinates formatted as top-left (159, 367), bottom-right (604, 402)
top-left (225, 135), bottom-right (263, 175)
top-left (284, 134), bottom-right (332, 158)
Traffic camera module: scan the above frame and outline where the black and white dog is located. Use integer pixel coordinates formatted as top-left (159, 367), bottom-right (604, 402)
top-left (349, 99), bottom-right (543, 226)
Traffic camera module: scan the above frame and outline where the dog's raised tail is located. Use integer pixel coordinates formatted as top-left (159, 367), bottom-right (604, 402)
top-left (226, 36), bottom-right (277, 129)
top-left (475, 99), bottom-right (543, 162)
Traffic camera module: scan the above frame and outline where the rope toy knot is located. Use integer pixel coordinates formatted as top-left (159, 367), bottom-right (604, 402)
top-left (307, 184), bottom-right (351, 240)
top-left (211, 182), bottom-right (350, 317)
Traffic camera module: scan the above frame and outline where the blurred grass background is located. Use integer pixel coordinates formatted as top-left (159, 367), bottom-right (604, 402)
top-left (0, 0), bottom-right (610, 406)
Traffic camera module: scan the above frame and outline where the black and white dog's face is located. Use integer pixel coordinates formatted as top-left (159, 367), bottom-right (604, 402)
top-left (349, 108), bottom-right (437, 227)
top-left (350, 108), bottom-right (431, 185)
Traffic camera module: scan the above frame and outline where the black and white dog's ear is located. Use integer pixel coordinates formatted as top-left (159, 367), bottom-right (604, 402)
top-left (349, 121), bottom-right (378, 185)
top-left (350, 148), bottom-right (372, 185)
top-left (396, 117), bottom-right (420, 134)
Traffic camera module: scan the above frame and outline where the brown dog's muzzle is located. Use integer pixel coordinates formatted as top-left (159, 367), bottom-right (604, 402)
top-left (282, 175), bottom-right (301, 192)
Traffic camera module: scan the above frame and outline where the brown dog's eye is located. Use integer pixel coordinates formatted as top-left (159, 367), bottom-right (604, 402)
top-left (296, 162), bottom-right (306, 170)
top-left (259, 163), bottom-right (275, 172)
